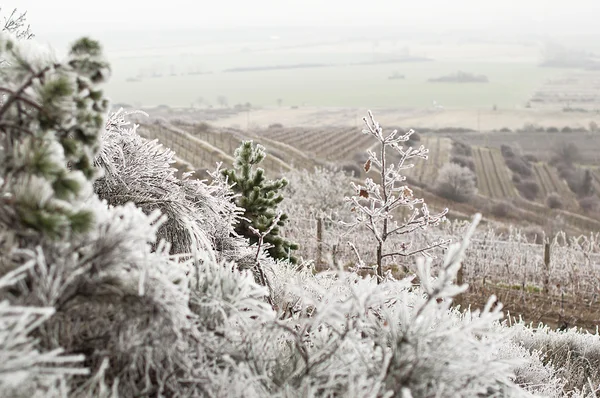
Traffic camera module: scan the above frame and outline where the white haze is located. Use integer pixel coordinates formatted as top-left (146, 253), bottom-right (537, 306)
top-left (13, 0), bottom-right (600, 36)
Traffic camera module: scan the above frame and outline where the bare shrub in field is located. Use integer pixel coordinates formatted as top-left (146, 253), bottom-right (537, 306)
top-left (579, 195), bottom-right (600, 213)
top-left (452, 140), bottom-right (473, 157)
top-left (551, 142), bottom-right (580, 166)
top-left (505, 157), bottom-right (533, 178)
top-left (546, 192), bottom-right (564, 209)
top-left (434, 163), bottom-right (477, 203)
top-left (557, 164), bottom-right (594, 198)
top-left (344, 111), bottom-right (448, 281)
top-left (450, 154), bottom-right (475, 172)
top-left (490, 201), bottom-right (517, 218)
top-left (501, 145), bottom-right (533, 178)
top-left (281, 167), bottom-right (353, 220)
top-left (516, 180), bottom-right (540, 200)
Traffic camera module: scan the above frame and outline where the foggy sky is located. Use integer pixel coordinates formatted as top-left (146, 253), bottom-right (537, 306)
top-left (10, 0), bottom-right (600, 36)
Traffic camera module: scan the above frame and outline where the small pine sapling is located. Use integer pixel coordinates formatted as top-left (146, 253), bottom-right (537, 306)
top-left (345, 111), bottom-right (449, 282)
top-left (222, 140), bottom-right (298, 263)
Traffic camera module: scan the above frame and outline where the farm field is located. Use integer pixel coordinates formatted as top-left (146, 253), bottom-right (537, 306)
top-left (452, 130), bottom-right (600, 165)
top-left (137, 122), bottom-right (295, 178)
top-left (137, 112), bottom-right (600, 238)
top-left (195, 105), bottom-right (600, 136)
top-left (472, 146), bottom-right (516, 199)
top-left (532, 163), bottom-right (579, 209)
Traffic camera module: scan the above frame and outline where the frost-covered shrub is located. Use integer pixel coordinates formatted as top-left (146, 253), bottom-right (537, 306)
top-left (434, 162), bottom-right (477, 203)
top-left (546, 192), bottom-right (564, 209)
top-left (262, 214), bottom-right (543, 397)
top-left (579, 195), bottom-right (600, 213)
top-left (450, 154), bottom-right (475, 171)
top-left (95, 109), bottom-right (246, 262)
top-left (452, 140), bottom-right (473, 157)
top-left (506, 157), bottom-right (533, 178)
top-left (491, 201), bottom-right (517, 218)
top-left (516, 180), bottom-right (540, 200)
top-left (551, 142), bottom-right (580, 166)
top-left (281, 167), bottom-right (354, 221)
top-left (511, 323), bottom-right (600, 396)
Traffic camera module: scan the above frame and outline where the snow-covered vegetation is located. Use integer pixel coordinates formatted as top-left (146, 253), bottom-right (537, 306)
top-left (2, 31), bottom-right (600, 398)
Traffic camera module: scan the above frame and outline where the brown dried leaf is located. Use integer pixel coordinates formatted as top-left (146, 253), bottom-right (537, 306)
top-left (359, 189), bottom-right (369, 198)
top-left (364, 159), bottom-right (371, 172)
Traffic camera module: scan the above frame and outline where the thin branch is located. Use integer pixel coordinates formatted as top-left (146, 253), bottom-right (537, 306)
top-left (0, 87), bottom-right (43, 111)
top-left (0, 66), bottom-right (53, 119)
top-left (381, 240), bottom-right (449, 259)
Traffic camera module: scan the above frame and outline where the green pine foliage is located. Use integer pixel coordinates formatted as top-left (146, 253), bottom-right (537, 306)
top-left (0, 34), bottom-right (110, 239)
top-left (222, 140), bottom-right (298, 263)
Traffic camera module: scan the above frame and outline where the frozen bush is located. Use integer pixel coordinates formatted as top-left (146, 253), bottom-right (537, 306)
top-left (551, 142), bottom-right (580, 166)
top-left (546, 192), bottom-right (564, 209)
top-left (579, 195), bottom-right (600, 213)
top-left (96, 109), bottom-right (246, 261)
top-left (491, 201), bottom-right (517, 218)
top-left (450, 154), bottom-right (476, 171)
top-left (452, 140), bottom-right (473, 156)
top-left (434, 163), bottom-right (478, 203)
top-left (506, 157), bottom-right (533, 177)
top-left (511, 323), bottom-right (600, 395)
top-left (516, 180), bottom-right (540, 200)
top-left (501, 144), bottom-right (516, 158)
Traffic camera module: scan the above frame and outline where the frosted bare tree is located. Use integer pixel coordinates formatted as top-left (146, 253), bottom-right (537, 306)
top-left (344, 111), bottom-right (449, 282)
top-left (1, 8), bottom-right (34, 40)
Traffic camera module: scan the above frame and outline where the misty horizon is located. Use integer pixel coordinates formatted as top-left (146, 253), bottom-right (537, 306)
top-left (13, 0), bottom-right (600, 37)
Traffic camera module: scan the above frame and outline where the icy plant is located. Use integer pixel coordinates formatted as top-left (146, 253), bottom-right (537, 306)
top-left (0, 263), bottom-right (88, 397)
top-left (434, 162), bottom-right (477, 203)
top-left (510, 322), bottom-right (600, 396)
top-left (95, 108), bottom-right (249, 263)
top-left (261, 213), bottom-right (549, 397)
top-left (281, 166), bottom-right (354, 221)
top-left (345, 111), bottom-right (449, 281)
